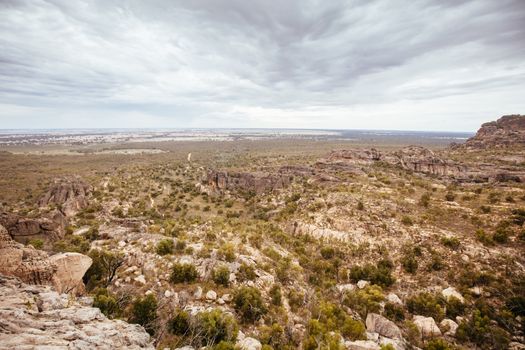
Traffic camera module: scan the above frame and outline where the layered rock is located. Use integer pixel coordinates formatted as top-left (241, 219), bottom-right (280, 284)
top-left (0, 274), bottom-right (154, 349)
top-left (0, 225), bottom-right (91, 293)
top-left (39, 176), bottom-right (92, 216)
top-left (0, 210), bottom-right (66, 244)
top-left (461, 115), bottom-right (525, 149)
top-left (203, 169), bottom-right (292, 194)
top-left (318, 146), bottom-right (465, 177)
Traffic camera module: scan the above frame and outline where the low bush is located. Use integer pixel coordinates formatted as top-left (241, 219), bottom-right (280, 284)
top-left (212, 265), bottom-right (230, 286)
top-left (456, 310), bottom-right (509, 350)
top-left (406, 292), bottom-right (445, 321)
top-left (130, 294), bottom-right (158, 335)
top-left (440, 236), bottom-right (460, 250)
top-left (237, 262), bottom-right (256, 281)
top-left (384, 302), bottom-right (405, 322)
top-left (84, 249), bottom-right (124, 290)
top-left (194, 309), bottom-right (238, 346)
top-left (170, 263), bottom-right (198, 284)
top-left (343, 285), bottom-right (384, 319)
top-left (233, 286), bottom-right (267, 323)
top-left (169, 309), bottom-right (190, 335)
top-left (156, 239), bottom-right (174, 255)
top-left (92, 288), bottom-right (120, 319)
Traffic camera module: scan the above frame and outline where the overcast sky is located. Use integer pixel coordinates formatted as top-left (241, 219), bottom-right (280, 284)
top-left (1, 0), bottom-right (524, 131)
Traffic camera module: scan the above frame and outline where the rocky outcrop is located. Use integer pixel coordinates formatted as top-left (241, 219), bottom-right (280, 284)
top-left (203, 170), bottom-right (292, 194)
top-left (0, 210), bottom-right (66, 244)
top-left (388, 146), bottom-right (465, 177)
top-left (39, 176), bottom-right (92, 216)
top-left (461, 115), bottom-right (525, 149)
top-left (0, 225), bottom-right (91, 294)
top-left (0, 224), bottom-right (56, 285)
top-left (318, 146), bottom-right (465, 178)
top-left (0, 274), bottom-right (154, 349)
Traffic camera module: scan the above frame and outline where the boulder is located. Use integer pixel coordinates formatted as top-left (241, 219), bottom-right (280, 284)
top-left (440, 318), bottom-right (458, 336)
top-left (206, 290), bottom-right (217, 301)
top-left (49, 252), bottom-right (92, 294)
top-left (413, 315), bottom-right (442, 338)
top-left (365, 313), bottom-right (403, 339)
top-left (442, 287), bottom-right (464, 303)
top-left (237, 337), bottom-right (262, 350)
top-left (386, 293), bottom-right (403, 305)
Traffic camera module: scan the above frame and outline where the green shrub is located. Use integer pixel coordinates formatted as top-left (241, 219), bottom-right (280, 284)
top-left (288, 290), bottom-right (304, 312)
top-left (341, 317), bottom-right (366, 340)
top-left (445, 296), bottom-right (465, 318)
top-left (406, 292), bottom-right (444, 321)
top-left (349, 260), bottom-right (395, 288)
top-left (195, 309), bottom-right (238, 346)
top-left (269, 284), bottom-right (282, 306)
top-left (213, 341), bottom-right (236, 350)
top-left (130, 294), bottom-right (158, 335)
top-left (493, 227), bottom-right (509, 244)
top-left (401, 254), bottom-right (418, 274)
top-left (27, 238), bottom-right (44, 249)
top-left (170, 263), bottom-right (198, 284)
top-left (260, 323), bottom-right (288, 349)
top-left (384, 302), bottom-right (405, 321)
top-left (420, 193), bottom-right (431, 207)
top-left (440, 236), bottom-right (460, 250)
top-left (53, 235), bottom-right (90, 254)
top-left (475, 229), bottom-right (493, 245)
top-left (456, 310), bottom-right (509, 349)
top-left (92, 288), bottom-right (120, 319)
top-left (401, 216), bottom-right (414, 226)
top-left (169, 309), bottom-right (190, 335)
top-left (237, 263), bottom-right (256, 281)
top-left (445, 192), bottom-right (455, 201)
top-left (506, 296), bottom-right (525, 317)
top-left (320, 246), bottom-right (335, 259)
top-left (423, 339), bottom-right (455, 350)
top-left (156, 239), bottom-right (174, 255)
top-left (212, 265), bottom-right (230, 286)
top-left (343, 285), bottom-right (384, 319)
top-left (233, 286), bottom-right (267, 323)
top-left (218, 243), bottom-right (236, 262)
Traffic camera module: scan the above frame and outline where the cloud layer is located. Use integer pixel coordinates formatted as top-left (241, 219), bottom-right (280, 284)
top-left (1, 0), bottom-right (524, 130)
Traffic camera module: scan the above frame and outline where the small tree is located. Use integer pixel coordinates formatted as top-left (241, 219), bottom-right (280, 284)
top-left (84, 249), bottom-right (124, 290)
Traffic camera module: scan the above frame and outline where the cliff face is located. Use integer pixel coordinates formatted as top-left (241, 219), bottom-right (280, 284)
top-left (463, 115), bottom-right (525, 149)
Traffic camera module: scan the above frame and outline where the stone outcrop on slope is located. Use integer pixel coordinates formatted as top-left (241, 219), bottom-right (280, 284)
top-left (0, 224), bottom-right (92, 293)
top-left (0, 210), bottom-right (66, 244)
top-left (0, 274), bottom-right (154, 350)
top-left (202, 169), bottom-right (293, 194)
top-left (460, 115), bottom-right (525, 149)
top-left (38, 176), bottom-right (92, 216)
top-left (318, 146), bottom-right (465, 178)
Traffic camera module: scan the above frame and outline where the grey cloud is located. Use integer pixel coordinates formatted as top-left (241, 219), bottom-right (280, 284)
top-left (0, 0), bottom-right (524, 130)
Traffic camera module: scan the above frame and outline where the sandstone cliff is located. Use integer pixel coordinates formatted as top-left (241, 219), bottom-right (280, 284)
top-left (461, 114), bottom-right (525, 149)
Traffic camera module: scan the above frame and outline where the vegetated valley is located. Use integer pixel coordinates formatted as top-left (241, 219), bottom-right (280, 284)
top-left (0, 115), bottom-right (524, 350)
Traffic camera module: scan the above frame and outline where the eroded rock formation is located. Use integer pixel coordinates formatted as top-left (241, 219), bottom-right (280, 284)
top-left (39, 176), bottom-right (92, 216)
top-left (203, 170), bottom-right (293, 194)
top-left (0, 210), bottom-right (66, 244)
top-left (0, 274), bottom-right (154, 349)
top-left (0, 224), bottom-right (91, 294)
top-left (461, 115), bottom-right (525, 149)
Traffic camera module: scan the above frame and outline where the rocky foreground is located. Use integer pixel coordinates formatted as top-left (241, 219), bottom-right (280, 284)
top-left (0, 274), bottom-right (154, 350)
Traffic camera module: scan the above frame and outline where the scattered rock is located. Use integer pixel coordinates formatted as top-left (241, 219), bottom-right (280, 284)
top-left (206, 290), bottom-right (217, 301)
top-left (134, 275), bottom-right (146, 285)
top-left (386, 293), bottom-right (403, 305)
